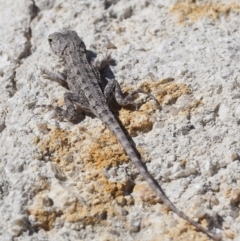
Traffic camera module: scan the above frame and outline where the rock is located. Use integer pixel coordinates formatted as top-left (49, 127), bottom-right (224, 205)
top-left (1, 0), bottom-right (240, 240)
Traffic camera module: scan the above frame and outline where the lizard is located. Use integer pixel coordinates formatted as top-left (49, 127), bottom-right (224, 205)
top-left (40, 30), bottom-right (221, 241)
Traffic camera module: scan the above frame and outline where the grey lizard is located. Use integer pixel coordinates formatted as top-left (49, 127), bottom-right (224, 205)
top-left (40, 30), bottom-right (221, 241)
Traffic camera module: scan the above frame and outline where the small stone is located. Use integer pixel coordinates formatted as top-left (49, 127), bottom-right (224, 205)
top-left (116, 196), bottom-right (127, 206)
top-left (229, 151), bottom-right (239, 161)
top-left (36, 123), bottom-right (50, 134)
top-left (105, 39), bottom-right (117, 49)
top-left (11, 215), bottom-right (29, 236)
top-left (92, 198), bottom-right (101, 206)
top-left (194, 208), bottom-right (207, 220)
top-left (42, 197), bottom-right (54, 207)
top-left (64, 153), bottom-right (73, 163)
top-left (230, 188), bottom-right (240, 206)
top-left (235, 106), bottom-right (240, 118)
top-left (218, 104), bottom-right (230, 121)
top-left (211, 181), bottom-right (220, 192)
top-left (129, 219), bottom-right (141, 233)
top-left (211, 196), bottom-right (219, 205)
top-left (224, 229), bottom-right (235, 239)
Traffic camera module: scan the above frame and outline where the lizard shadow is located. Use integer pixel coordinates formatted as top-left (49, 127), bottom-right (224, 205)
top-left (69, 50), bottom-right (144, 163)
top-left (81, 50), bottom-right (145, 162)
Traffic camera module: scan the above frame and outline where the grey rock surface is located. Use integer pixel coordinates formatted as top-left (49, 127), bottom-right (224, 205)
top-left (1, 0), bottom-right (240, 240)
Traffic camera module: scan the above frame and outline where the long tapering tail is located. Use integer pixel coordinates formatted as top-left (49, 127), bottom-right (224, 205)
top-left (99, 110), bottom-right (221, 241)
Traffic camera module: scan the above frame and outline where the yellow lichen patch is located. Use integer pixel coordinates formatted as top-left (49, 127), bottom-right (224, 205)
top-left (28, 208), bottom-right (60, 230)
top-left (178, 99), bottom-right (202, 116)
top-left (37, 126), bottom-right (129, 176)
top-left (61, 200), bottom-right (112, 225)
top-left (167, 222), bottom-right (211, 241)
top-left (224, 229), bottom-right (235, 239)
top-left (87, 128), bottom-right (129, 169)
top-left (97, 175), bottom-right (126, 198)
top-left (27, 193), bottom-right (62, 231)
top-left (35, 125), bottom-right (132, 229)
top-left (150, 205), bottom-right (212, 241)
top-left (26, 180), bottom-right (54, 230)
top-left (86, 172), bottom-right (129, 199)
top-left (132, 182), bottom-right (161, 205)
top-left (142, 79), bottom-right (202, 120)
top-left (171, 1), bottom-right (240, 23)
top-left (118, 108), bottom-right (153, 136)
top-left (37, 128), bottom-right (70, 156)
top-left (138, 79), bottom-right (190, 105)
top-left (27, 190), bottom-right (118, 228)
top-left (225, 188), bottom-right (232, 198)
top-left (38, 128), bottom-right (77, 173)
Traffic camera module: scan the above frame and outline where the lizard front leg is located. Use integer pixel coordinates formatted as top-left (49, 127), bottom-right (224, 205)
top-left (40, 67), bottom-right (68, 87)
top-left (36, 92), bottom-right (91, 121)
top-left (40, 67), bottom-right (91, 120)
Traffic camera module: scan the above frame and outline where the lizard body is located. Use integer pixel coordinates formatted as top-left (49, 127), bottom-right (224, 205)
top-left (41, 30), bottom-right (220, 240)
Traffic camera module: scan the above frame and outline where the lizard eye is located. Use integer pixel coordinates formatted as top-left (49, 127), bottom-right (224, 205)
top-left (48, 37), bottom-right (53, 44)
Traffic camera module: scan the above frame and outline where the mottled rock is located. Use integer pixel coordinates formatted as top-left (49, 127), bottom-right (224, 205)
top-left (1, 0), bottom-right (240, 240)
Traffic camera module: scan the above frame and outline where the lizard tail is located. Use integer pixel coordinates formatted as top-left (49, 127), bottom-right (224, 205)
top-left (100, 111), bottom-right (221, 241)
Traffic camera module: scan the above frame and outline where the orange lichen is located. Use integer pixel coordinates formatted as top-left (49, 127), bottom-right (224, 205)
top-left (62, 200), bottom-right (110, 225)
top-left (132, 182), bottom-right (161, 205)
top-left (118, 108), bottom-right (153, 136)
top-left (27, 191), bottom-right (118, 228)
top-left (90, 173), bottom-right (131, 198)
top-left (178, 99), bottom-right (202, 116)
top-left (225, 188), bottom-right (232, 198)
top-left (27, 192), bottom-right (61, 231)
top-left (171, 1), bottom-right (240, 23)
top-left (87, 128), bottom-right (129, 169)
top-left (27, 208), bottom-right (61, 230)
top-left (38, 128), bottom-right (76, 172)
top-left (137, 79), bottom-right (190, 105)
top-left (35, 126), bottom-right (131, 229)
top-left (167, 224), bottom-right (211, 241)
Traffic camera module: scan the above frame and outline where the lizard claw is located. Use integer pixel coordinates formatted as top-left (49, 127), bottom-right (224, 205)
top-left (132, 102), bottom-right (139, 111)
top-left (40, 66), bottom-right (50, 79)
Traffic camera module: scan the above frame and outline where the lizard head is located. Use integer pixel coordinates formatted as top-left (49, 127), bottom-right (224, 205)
top-left (48, 30), bottom-right (86, 58)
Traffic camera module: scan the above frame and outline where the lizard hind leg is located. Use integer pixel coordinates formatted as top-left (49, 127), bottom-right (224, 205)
top-left (105, 78), bottom-right (158, 110)
top-left (57, 92), bottom-right (90, 121)
top-left (92, 53), bottom-right (112, 71)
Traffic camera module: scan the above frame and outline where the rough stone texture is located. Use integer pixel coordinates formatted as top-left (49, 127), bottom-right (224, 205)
top-left (1, 0), bottom-right (240, 240)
